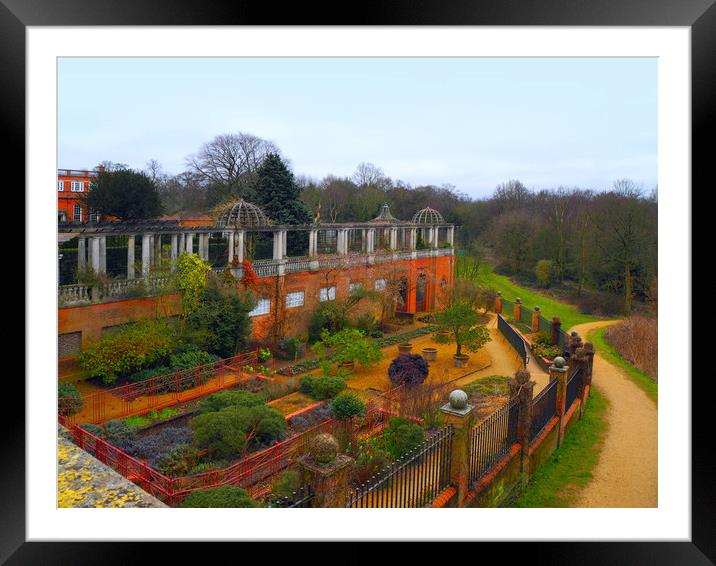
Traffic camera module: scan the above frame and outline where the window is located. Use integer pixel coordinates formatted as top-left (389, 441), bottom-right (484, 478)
top-left (374, 278), bottom-right (386, 291)
top-left (249, 298), bottom-right (271, 317)
top-left (89, 210), bottom-right (100, 223)
top-left (57, 180), bottom-right (64, 191)
top-left (73, 204), bottom-right (82, 222)
top-left (58, 211), bottom-right (67, 222)
top-left (285, 291), bottom-right (305, 308)
top-left (348, 282), bottom-right (363, 294)
top-left (319, 286), bottom-right (336, 302)
top-left (71, 181), bottom-right (84, 192)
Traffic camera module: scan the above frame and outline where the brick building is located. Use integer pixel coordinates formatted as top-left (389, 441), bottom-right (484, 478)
top-left (57, 165), bottom-right (105, 223)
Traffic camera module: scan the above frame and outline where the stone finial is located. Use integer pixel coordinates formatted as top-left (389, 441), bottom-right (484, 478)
top-left (553, 356), bottom-right (566, 368)
top-left (497, 291), bottom-right (502, 296)
top-left (515, 368), bottom-right (531, 384)
top-left (449, 389), bottom-right (468, 410)
top-left (515, 297), bottom-right (521, 303)
top-left (534, 306), bottom-right (540, 312)
top-left (311, 433), bottom-right (339, 465)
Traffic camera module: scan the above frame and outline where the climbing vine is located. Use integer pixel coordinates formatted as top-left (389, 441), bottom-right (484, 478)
top-left (175, 252), bottom-right (211, 316)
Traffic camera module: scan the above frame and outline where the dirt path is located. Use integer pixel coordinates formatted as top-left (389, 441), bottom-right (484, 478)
top-left (570, 320), bottom-right (658, 508)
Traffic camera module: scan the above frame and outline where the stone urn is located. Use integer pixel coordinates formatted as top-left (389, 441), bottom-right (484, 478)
top-left (422, 347), bottom-right (438, 361)
top-left (452, 354), bottom-right (469, 368)
top-left (397, 342), bottom-right (413, 355)
top-left (338, 360), bottom-right (355, 371)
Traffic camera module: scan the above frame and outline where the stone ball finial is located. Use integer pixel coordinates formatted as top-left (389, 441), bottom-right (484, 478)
top-left (311, 433), bottom-right (339, 464)
top-left (448, 389), bottom-right (469, 410)
top-left (515, 297), bottom-right (521, 303)
top-left (534, 306), bottom-right (540, 312)
top-left (571, 331), bottom-right (578, 337)
top-left (553, 356), bottom-right (566, 368)
top-left (515, 368), bottom-right (531, 384)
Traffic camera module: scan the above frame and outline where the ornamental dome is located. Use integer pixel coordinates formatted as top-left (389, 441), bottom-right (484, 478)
top-left (371, 202), bottom-right (401, 223)
top-left (412, 206), bottom-right (444, 225)
top-left (214, 199), bottom-right (269, 228)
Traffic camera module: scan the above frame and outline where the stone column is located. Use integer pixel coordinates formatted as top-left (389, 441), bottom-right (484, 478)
top-left (299, 434), bottom-right (353, 508)
top-left (178, 233), bottom-right (185, 256)
top-left (97, 236), bottom-right (106, 274)
top-left (495, 291), bottom-right (503, 314)
top-left (440, 390), bottom-right (476, 507)
top-left (272, 231), bottom-right (283, 260)
top-left (336, 229), bottom-right (346, 255)
top-left (513, 297), bottom-right (521, 323)
top-left (282, 230), bottom-right (287, 258)
top-left (141, 234), bottom-right (151, 276)
top-left (549, 356), bottom-right (569, 447)
top-left (127, 235), bottom-right (135, 279)
top-left (154, 234), bottom-right (162, 266)
top-left (551, 316), bottom-right (562, 347)
top-left (308, 229), bottom-right (317, 257)
top-left (170, 234), bottom-right (178, 263)
top-left (89, 237), bottom-right (101, 274)
top-left (185, 233), bottom-right (194, 254)
top-left (389, 227), bottom-right (398, 251)
top-left (227, 231), bottom-right (235, 266)
top-left (366, 228), bottom-right (375, 254)
top-left (148, 235), bottom-right (154, 266)
top-left (237, 231), bottom-right (245, 263)
top-left (77, 237), bottom-right (87, 274)
top-left (448, 226), bottom-right (455, 247)
top-left (508, 368), bottom-right (535, 473)
top-left (532, 306), bottom-right (541, 333)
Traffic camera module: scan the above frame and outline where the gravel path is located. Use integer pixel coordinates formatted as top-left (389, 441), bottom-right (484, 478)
top-left (570, 320), bottom-right (658, 508)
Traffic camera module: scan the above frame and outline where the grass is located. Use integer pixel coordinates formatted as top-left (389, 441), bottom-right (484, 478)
top-left (511, 386), bottom-right (609, 507)
top-left (123, 407), bottom-right (179, 429)
top-left (463, 375), bottom-right (511, 397)
top-left (472, 262), bottom-right (602, 329)
top-left (588, 326), bottom-right (658, 404)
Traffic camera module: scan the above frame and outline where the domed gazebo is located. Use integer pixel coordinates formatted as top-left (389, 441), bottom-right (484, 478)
top-left (214, 198), bottom-right (269, 229)
top-left (412, 206), bottom-right (444, 225)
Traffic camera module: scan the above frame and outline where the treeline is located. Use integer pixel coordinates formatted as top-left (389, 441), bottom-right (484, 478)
top-left (133, 131), bottom-right (656, 315)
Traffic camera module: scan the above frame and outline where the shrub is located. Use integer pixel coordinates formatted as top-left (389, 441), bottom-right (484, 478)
top-left (190, 409), bottom-right (249, 458)
top-left (312, 328), bottom-right (383, 368)
top-left (352, 437), bottom-right (391, 483)
top-left (433, 301), bottom-right (492, 358)
top-left (58, 382), bottom-right (83, 415)
top-left (198, 390), bottom-right (265, 414)
top-left (78, 319), bottom-right (176, 384)
top-left (299, 375), bottom-right (346, 400)
top-left (381, 417), bottom-right (425, 459)
top-left (270, 470), bottom-right (302, 500)
top-left (388, 354), bottom-right (429, 388)
top-left (127, 366), bottom-right (171, 383)
top-left (104, 419), bottom-right (137, 443)
top-left (353, 312), bottom-right (378, 333)
top-left (112, 427), bottom-right (194, 468)
top-left (258, 347), bottom-right (271, 362)
top-left (287, 403), bottom-right (333, 432)
top-left (605, 315), bottom-right (658, 379)
top-left (534, 259), bottom-right (554, 288)
top-left (180, 485), bottom-right (259, 508)
top-left (531, 344), bottom-right (562, 360)
top-left (533, 332), bottom-right (553, 346)
top-left (308, 301), bottom-right (349, 342)
top-left (169, 350), bottom-right (220, 372)
top-left (330, 392), bottom-right (366, 420)
top-left (157, 444), bottom-right (201, 476)
top-left (277, 337), bottom-right (305, 360)
top-left (79, 423), bottom-right (104, 438)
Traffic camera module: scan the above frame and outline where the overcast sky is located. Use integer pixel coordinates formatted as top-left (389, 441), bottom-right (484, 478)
top-left (58, 57), bottom-right (657, 197)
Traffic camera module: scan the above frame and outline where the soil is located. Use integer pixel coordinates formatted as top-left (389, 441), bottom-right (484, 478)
top-left (569, 320), bottom-right (658, 508)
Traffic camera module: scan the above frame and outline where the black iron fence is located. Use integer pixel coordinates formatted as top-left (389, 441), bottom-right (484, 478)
top-left (469, 398), bottom-right (519, 485)
top-left (497, 314), bottom-right (529, 367)
top-left (267, 484), bottom-right (314, 508)
top-left (347, 426), bottom-right (453, 508)
top-left (530, 379), bottom-right (558, 440)
top-left (566, 367), bottom-right (582, 410)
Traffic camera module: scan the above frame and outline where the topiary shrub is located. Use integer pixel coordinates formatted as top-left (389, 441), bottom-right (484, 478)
top-left (197, 390), bottom-right (265, 414)
top-left (58, 382), bottom-right (83, 415)
top-left (299, 375), bottom-right (346, 400)
top-left (190, 409), bottom-right (249, 458)
top-left (330, 392), bottom-right (366, 420)
top-left (180, 485), bottom-right (259, 508)
top-left (381, 417), bottom-right (425, 459)
top-left (388, 354), bottom-right (429, 388)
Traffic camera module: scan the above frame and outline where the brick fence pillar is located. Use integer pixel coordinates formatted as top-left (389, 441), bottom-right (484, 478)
top-left (568, 331), bottom-right (583, 359)
top-left (571, 347), bottom-right (590, 418)
top-left (531, 306), bottom-right (541, 333)
top-left (551, 316), bottom-right (562, 347)
top-left (513, 297), bottom-right (522, 323)
top-left (509, 368), bottom-right (535, 476)
top-left (582, 342), bottom-right (595, 389)
top-left (495, 291), bottom-right (502, 314)
top-left (299, 433), bottom-right (353, 508)
top-left (549, 357), bottom-right (569, 447)
top-left (440, 390), bottom-right (476, 507)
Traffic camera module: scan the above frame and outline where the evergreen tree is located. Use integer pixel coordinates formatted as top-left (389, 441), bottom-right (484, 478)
top-left (254, 153), bottom-right (311, 225)
top-left (86, 169), bottom-right (162, 220)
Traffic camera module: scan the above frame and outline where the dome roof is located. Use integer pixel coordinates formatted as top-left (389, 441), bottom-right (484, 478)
top-left (412, 206), bottom-right (444, 225)
top-left (371, 203), bottom-right (401, 223)
top-left (214, 199), bottom-right (269, 228)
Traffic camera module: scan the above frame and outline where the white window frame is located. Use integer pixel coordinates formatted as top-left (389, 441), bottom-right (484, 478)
top-left (73, 204), bottom-right (82, 222)
top-left (70, 181), bottom-right (84, 192)
top-left (375, 278), bottom-right (387, 291)
top-left (319, 286), bottom-right (336, 302)
top-left (57, 180), bottom-right (64, 191)
top-left (348, 282), bottom-right (363, 294)
top-left (89, 210), bottom-right (100, 223)
top-left (285, 291), bottom-right (305, 309)
top-left (249, 298), bottom-right (271, 317)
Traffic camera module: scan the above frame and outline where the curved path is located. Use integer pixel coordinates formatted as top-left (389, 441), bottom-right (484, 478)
top-left (570, 320), bottom-right (658, 508)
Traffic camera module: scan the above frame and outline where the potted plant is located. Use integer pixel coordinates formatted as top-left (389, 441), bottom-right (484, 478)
top-left (421, 347), bottom-right (438, 361)
top-left (397, 342), bottom-right (413, 355)
top-left (433, 300), bottom-right (492, 368)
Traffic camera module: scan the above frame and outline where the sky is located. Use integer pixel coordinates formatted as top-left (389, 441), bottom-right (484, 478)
top-left (58, 57), bottom-right (657, 198)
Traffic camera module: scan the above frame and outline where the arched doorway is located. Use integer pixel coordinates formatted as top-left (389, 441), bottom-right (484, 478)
top-left (396, 276), bottom-right (409, 312)
top-left (415, 273), bottom-right (427, 312)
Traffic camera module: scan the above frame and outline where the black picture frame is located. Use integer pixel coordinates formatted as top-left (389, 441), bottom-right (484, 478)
top-left (5, 0), bottom-right (707, 561)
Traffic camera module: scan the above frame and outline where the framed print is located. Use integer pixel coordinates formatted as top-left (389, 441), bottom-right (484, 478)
top-left (5, 0), bottom-right (708, 561)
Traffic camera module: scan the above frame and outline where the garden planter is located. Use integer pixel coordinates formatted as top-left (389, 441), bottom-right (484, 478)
top-left (452, 354), bottom-right (469, 368)
top-left (435, 330), bottom-right (450, 340)
top-left (422, 347), bottom-right (438, 361)
top-left (338, 360), bottom-right (355, 371)
top-left (398, 342), bottom-right (413, 355)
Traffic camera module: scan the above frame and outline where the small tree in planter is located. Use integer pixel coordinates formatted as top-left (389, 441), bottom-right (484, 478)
top-left (433, 300), bottom-right (492, 367)
top-left (312, 328), bottom-right (383, 371)
top-left (331, 392), bottom-right (367, 449)
top-left (388, 354), bottom-right (429, 388)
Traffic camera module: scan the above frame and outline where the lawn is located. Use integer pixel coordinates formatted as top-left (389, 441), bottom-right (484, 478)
top-left (472, 262), bottom-right (602, 329)
top-left (588, 326), bottom-right (658, 404)
top-left (510, 385), bottom-right (609, 507)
